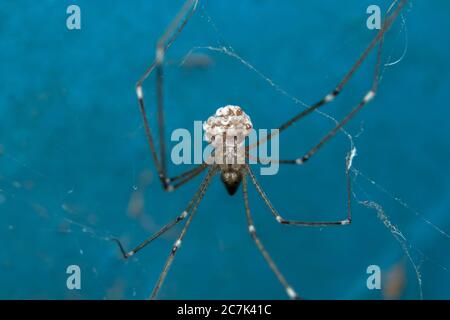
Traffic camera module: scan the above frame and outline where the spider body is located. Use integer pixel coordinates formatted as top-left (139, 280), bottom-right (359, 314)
top-left (204, 105), bottom-right (251, 195)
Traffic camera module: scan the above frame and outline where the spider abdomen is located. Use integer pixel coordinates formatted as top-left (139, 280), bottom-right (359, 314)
top-left (203, 105), bottom-right (252, 165)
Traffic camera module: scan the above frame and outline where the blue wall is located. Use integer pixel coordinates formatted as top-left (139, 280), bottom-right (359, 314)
top-left (0, 0), bottom-right (449, 299)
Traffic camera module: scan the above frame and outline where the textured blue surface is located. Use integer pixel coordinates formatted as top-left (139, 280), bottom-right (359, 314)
top-left (1, 0), bottom-right (450, 299)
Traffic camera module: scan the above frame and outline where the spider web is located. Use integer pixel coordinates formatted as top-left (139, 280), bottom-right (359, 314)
top-left (1, 0), bottom-right (449, 299)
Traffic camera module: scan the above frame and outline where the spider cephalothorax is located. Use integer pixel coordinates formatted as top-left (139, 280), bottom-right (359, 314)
top-left (219, 164), bottom-right (243, 195)
top-left (203, 105), bottom-right (252, 195)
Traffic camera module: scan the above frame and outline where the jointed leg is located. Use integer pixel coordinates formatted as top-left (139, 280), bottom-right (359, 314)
top-left (112, 164), bottom-right (213, 259)
top-left (247, 0), bottom-right (407, 153)
top-left (166, 163), bottom-right (208, 191)
top-left (242, 174), bottom-right (299, 299)
top-left (278, 37), bottom-right (384, 166)
top-left (135, 0), bottom-right (199, 191)
top-left (113, 214), bottom-right (186, 259)
top-left (150, 166), bottom-right (218, 299)
top-left (246, 165), bottom-right (351, 226)
top-left (244, 5), bottom-right (400, 227)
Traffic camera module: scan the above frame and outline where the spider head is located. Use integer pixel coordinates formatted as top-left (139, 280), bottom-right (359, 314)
top-left (220, 167), bottom-right (243, 196)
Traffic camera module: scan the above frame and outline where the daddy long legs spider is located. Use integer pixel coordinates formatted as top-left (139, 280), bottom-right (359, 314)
top-left (113, 0), bottom-right (408, 299)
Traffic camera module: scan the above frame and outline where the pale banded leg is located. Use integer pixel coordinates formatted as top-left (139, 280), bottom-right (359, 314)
top-left (246, 165), bottom-right (351, 226)
top-left (113, 164), bottom-right (209, 259)
top-left (243, 7), bottom-right (393, 226)
top-left (135, 0), bottom-right (199, 191)
top-left (247, 0), bottom-right (407, 153)
top-left (275, 31), bottom-right (386, 166)
top-left (242, 174), bottom-right (300, 299)
top-left (245, 5), bottom-right (392, 227)
top-left (150, 166), bottom-right (217, 299)
top-left (166, 164), bottom-right (208, 192)
top-left (113, 213), bottom-right (187, 259)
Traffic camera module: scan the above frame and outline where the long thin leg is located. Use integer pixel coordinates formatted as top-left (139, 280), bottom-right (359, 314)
top-left (150, 166), bottom-right (218, 299)
top-left (113, 215), bottom-right (186, 259)
top-left (169, 163), bottom-right (207, 183)
top-left (247, 0), bottom-right (407, 153)
top-left (167, 163), bottom-right (208, 192)
top-left (277, 36), bottom-right (385, 166)
top-left (136, 0), bottom-right (199, 191)
top-left (112, 164), bottom-right (210, 259)
top-left (242, 174), bottom-right (299, 299)
top-left (244, 6), bottom-right (394, 227)
top-left (246, 165), bottom-right (351, 226)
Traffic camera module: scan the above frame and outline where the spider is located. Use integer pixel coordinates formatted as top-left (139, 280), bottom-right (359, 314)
top-left (113, 0), bottom-right (407, 299)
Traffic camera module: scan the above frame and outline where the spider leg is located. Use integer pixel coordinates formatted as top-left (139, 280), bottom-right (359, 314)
top-left (274, 35), bottom-right (386, 166)
top-left (244, 4), bottom-right (404, 226)
top-left (112, 164), bottom-right (212, 259)
top-left (247, 0), bottom-right (407, 152)
top-left (135, 0), bottom-right (199, 191)
top-left (246, 165), bottom-right (351, 227)
top-left (167, 163), bottom-right (208, 192)
top-left (150, 166), bottom-right (217, 299)
top-left (242, 173), bottom-right (300, 299)
top-left (112, 214), bottom-right (186, 259)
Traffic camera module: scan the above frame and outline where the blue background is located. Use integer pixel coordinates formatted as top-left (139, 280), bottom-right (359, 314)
top-left (1, 0), bottom-right (449, 299)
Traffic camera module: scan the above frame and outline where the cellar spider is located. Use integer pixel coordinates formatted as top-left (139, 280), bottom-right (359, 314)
top-left (113, 0), bottom-right (408, 299)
